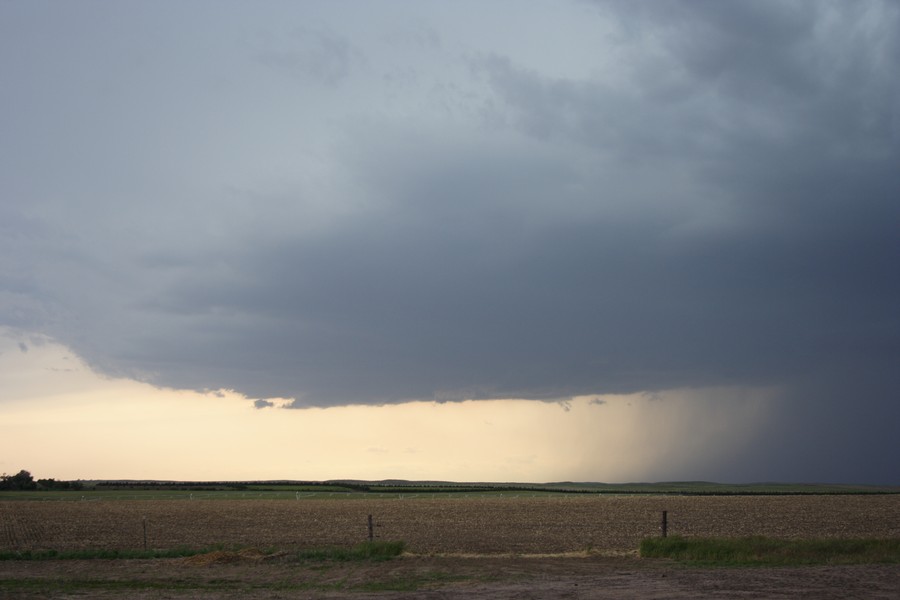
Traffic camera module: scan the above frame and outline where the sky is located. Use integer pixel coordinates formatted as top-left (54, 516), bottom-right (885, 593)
top-left (1, 0), bottom-right (898, 484)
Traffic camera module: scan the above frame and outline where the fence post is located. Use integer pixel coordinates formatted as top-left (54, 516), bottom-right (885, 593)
top-left (142, 517), bottom-right (148, 550)
top-left (367, 514), bottom-right (374, 542)
top-left (661, 511), bottom-right (668, 538)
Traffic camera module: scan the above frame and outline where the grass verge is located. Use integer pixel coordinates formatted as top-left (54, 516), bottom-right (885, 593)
top-left (0, 546), bottom-right (217, 561)
top-left (640, 536), bottom-right (900, 566)
top-left (1, 541), bottom-right (406, 563)
top-left (296, 540), bottom-right (405, 562)
top-left (0, 578), bottom-right (342, 595)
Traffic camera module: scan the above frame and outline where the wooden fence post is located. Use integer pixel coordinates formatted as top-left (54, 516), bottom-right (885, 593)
top-left (142, 517), bottom-right (148, 550)
top-left (661, 511), bottom-right (668, 538)
top-left (367, 514), bottom-right (374, 542)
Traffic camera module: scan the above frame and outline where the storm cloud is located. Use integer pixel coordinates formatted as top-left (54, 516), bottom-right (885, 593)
top-left (1, 1), bottom-right (898, 480)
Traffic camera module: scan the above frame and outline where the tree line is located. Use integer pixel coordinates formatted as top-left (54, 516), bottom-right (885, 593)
top-left (0, 470), bottom-right (83, 491)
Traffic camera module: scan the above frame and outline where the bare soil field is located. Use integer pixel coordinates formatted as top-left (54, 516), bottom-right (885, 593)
top-left (2, 495), bottom-right (899, 598)
top-left (3, 494), bottom-right (899, 554)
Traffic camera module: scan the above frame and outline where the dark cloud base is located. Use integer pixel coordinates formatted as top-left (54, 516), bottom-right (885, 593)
top-left (1, 1), bottom-right (898, 482)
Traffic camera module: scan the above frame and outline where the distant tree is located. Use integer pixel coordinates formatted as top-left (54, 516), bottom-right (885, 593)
top-left (0, 470), bottom-right (37, 491)
top-left (37, 478), bottom-right (84, 491)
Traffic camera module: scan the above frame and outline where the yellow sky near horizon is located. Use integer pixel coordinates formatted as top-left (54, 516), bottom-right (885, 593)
top-left (1, 329), bottom-right (775, 483)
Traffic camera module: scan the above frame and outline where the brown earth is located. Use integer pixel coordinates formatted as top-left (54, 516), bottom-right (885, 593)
top-left (3, 495), bottom-right (899, 553)
top-left (2, 495), bottom-right (899, 598)
top-left (1, 552), bottom-right (899, 599)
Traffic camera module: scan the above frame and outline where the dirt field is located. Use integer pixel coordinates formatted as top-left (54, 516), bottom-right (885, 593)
top-left (3, 494), bottom-right (899, 554)
top-left (2, 495), bottom-right (899, 598)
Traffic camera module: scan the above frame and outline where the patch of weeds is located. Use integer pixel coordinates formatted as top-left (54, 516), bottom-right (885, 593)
top-left (297, 540), bottom-right (405, 562)
top-left (640, 536), bottom-right (900, 566)
top-left (0, 577), bottom-right (347, 595)
top-left (0, 546), bottom-right (217, 561)
top-left (0, 543), bottom-right (285, 562)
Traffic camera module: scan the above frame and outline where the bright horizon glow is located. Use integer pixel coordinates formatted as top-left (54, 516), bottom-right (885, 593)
top-left (1, 329), bottom-right (775, 483)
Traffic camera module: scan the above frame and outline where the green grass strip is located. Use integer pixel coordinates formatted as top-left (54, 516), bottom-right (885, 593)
top-left (0, 546), bottom-right (227, 561)
top-left (640, 536), bottom-right (900, 566)
top-left (0, 578), bottom-right (344, 594)
top-left (1, 540), bottom-right (405, 563)
top-left (296, 540), bottom-right (405, 562)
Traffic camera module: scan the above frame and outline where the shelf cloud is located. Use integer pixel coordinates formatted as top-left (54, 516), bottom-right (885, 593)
top-left (1, 1), bottom-right (898, 482)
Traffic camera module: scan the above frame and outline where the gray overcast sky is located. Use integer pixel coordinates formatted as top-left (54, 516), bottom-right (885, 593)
top-left (1, 1), bottom-right (898, 482)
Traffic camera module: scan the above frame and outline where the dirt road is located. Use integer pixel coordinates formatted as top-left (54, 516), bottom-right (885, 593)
top-left (2, 552), bottom-right (899, 599)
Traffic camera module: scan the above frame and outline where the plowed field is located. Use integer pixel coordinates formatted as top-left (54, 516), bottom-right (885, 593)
top-left (3, 494), bottom-right (898, 554)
